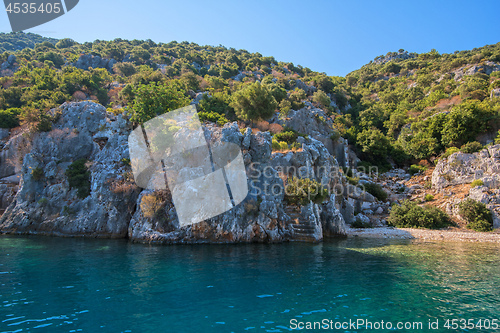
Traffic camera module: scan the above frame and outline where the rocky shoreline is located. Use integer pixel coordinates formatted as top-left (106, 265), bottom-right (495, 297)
top-left (1, 100), bottom-right (499, 244)
top-left (346, 226), bottom-right (500, 243)
top-left (0, 101), bottom-right (350, 243)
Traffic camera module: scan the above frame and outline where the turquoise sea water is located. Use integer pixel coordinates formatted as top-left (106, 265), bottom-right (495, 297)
top-left (0, 236), bottom-right (499, 333)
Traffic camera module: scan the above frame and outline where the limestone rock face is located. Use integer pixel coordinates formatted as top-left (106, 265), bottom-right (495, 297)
top-left (281, 106), bottom-right (350, 167)
top-left (321, 194), bottom-right (346, 237)
top-left (0, 102), bottom-right (139, 237)
top-left (0, 133), bottom-right (29, 179)
top-left (0, 102), bottom-right (348, 243)
top-left (432, 146), bottom-right (500, 190)
top-left (453, 61), bottom-right (500, 81)
top-left (432, 145), bottom-right (500, 229)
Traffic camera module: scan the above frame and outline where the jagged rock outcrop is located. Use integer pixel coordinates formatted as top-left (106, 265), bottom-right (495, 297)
top-left (432, 146), bottom-right (500, 190)
top-left (72, 54), bottom-right (117, 72)
top-left (432, 145), bottom-right (500, 229)
top-left (0, 102), bottom-right (139, 237)
top-left (0, 129), bottom-right (29, 212)
top-left (453, 61), bottom-right (500, 81)
top-left (279, 106), bottom-right (350, 166)
top-left (0, 102), bottom-right (348, 243)
top-left (373, 50), bottom-right (417, 65)
top-left (0, 54), bottom-right (17, 76)
top-left (0, 132), bottom-right (29, 180)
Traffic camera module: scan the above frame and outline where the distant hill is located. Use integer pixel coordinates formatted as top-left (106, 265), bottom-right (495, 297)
top-left (0, 32), bottom-right (58, 53)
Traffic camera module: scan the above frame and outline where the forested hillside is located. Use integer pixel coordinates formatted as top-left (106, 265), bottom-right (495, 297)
top-left (341, 46), bottom-right (500, 168)
top-left (1, 32), bottom-right (499, 169)
top-left (0, 32), bottom-right (58, 53)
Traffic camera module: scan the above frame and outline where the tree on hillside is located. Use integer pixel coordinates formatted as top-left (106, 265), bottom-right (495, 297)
top-left (230, 82), bottom-right (277, 121)
top-left (356, 128), bottom-right (391, 158)
top-left (129, 81), bottom-right (190, 124)
top-left (312, 90), bottom-right (331, 109)
top-left (55, 38), bottom-right (76, 49)
top-left (289, 88), bottom-right (306, 110)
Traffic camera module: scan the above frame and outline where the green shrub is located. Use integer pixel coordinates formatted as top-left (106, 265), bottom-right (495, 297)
top-left (289, 88), bottom-right (306, 110)
top-left (37, 118), bottom-right (52, 132)
top-left (495, 130), bottom-right (500, 144)
top-left (466, 219), bottom-right (493, 232)
top-left (31, 167), bottom-right (44, 181)
top-left (278, 99), bottom-right (292, 116)
top-left (441, 147), bottom-right (460, 159)
top-left (231, 81), bottom-right (277, 121)
top-left (346, 176), bottom-right (359, 186)
top-left (272, 139), bottom-right (281, 151)
top-left (342, 168), bottom-right (358, 185)
top-left (130, 81), bottom-right (190, 124)
top-left (198, 92), bottom-right (233, 117)
top-left (363, 182), bottom-right (388, 201)
top-left (458, 198), bottom-right (493, 231)
top-left (198, 111), bottom-right (229, 126)
top-left (290, 142), bottom-right (302, 150)
top-left (66, 159), bottom-right (91, 199)
top-left (273, 130), bottom-right (298, 144)
top-left (285, 177), bottom-right (329, 205)
top-left (330, 131), bottom-right (341, 142)
top-left (272, 140), bottom-right (291, 151)
top-left (388, 200), bottom-right (453, 229)
top-left (460, 141), bottom-right (483, 154)
top-left (312, 90), bottom-right (331, 108)
top-left (0, 108), bottom-right (20, 128)
top-left (471, 179), bottom-right (484, 187)
top-left (356, 127), bottom-right (391, 158)
top-left (409, 164), bottom-right (427, 176)
top-left (121, 158), bottom-right (131, 166)
top-left (424, 194), bottom-right (434, 201)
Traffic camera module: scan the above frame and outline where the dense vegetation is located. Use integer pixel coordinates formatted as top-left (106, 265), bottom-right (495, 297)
top-left (285, 177), bottom-right (329, 205)
top-left (0, 32), bottom-right (347, 129)
top-left (458, 198), bottom-right (493, 231)
top-left (1, 32), bottom-right (499, 169)
top-left (337, 46), bottom-right (500, 168)
top-left (387, 200), bottom-right (453, 229)
top-left (0, 32), bottom-right (57, 53)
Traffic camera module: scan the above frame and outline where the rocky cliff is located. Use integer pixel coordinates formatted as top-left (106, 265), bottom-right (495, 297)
top-left (0, 102), bottom-right (349, 243)
top-left (432, 145), bottom-right (500, 229)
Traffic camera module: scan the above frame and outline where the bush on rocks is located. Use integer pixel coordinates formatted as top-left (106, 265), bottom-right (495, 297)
top-left (388, 200), bottom-right (453, 229)
top-left (458, 198), bottom-right (493, 232)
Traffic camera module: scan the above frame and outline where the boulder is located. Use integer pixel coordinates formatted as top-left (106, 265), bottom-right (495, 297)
top-left (321, 194), bottom-right (347, 237)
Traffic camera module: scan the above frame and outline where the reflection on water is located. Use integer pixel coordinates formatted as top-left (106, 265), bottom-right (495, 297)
top-left (0, 236), bottom-right (499, 332)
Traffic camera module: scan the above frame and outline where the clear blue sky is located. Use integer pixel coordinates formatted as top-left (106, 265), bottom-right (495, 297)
top-left (1, 0), bottom-right (499, 76)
